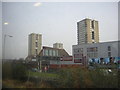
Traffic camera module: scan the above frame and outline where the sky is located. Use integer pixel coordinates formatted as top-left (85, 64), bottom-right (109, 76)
top-left (1, 2), bottom-right (118, 59)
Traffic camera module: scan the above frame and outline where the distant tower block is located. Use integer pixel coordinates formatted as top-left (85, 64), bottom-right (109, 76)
top-left (53, 43), bottom-right (63, 49)
top-left (28, 33), bottom-right (42, 56)
top-left (77, 18), bottom-right (99, 44)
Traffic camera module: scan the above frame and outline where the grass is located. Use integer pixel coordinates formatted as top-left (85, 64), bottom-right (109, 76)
top-left (28, 71), bottom-right (59, 79)
top-left (3, 68), bottom-right (119, 88)
top-left (2, 79), bottom-right (36, 88)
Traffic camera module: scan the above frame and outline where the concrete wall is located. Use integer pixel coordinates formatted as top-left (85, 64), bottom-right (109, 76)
top-left (77, 18), bottom-right (99, 45)
top-left (28, 33), bottom-right (42, 56)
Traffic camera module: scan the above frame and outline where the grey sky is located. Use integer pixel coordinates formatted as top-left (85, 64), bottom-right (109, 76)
top-left (1, 2), bottom-right (118, 59)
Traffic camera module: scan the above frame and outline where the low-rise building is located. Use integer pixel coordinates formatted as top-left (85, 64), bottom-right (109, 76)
top-left (38, 46), bottom-right (70, 64)
top-left (36, 46), bottom-right (74, 70)
top-left (73, 41), bottom-right (120, 66)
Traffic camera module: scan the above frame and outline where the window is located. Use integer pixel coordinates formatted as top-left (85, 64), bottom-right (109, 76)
top-left (74, 54), bottom-right (83, 58)
top-left (53, 50), bottom-right (56, 56)
top-left (94, 53), bottom-right (98, 57)
top-left (92, 31), bottom-right (94, 40)
top-left (74, 59), bottom-right (82, 63)
top-left (35, 49), bottom-right (37, 55)
top-left (56, 50), bottom-right (58, 56)
top-left (49, 49), bottom-right (52, 56)
top-left (108, 46), bottom-right (111, 51)
top-left (36, 34), bottom-right (38, 40)
top-left (74, 49), bottom-right (78, 53)
top-left (45, 49), bottom-right (48, 56)
top-left (108, 52), bottom-right (111, 57)
top-left (78, 48), bottom-right (83, 53)
top-left (91, 21), bottom-right (94, 29)
top-left (35, 42), bottom-right (38, 47)
top-left (87, 47), bottom-right (98, 52)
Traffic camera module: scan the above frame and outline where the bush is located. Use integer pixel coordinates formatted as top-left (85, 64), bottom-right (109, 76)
top-left (56, 67), bottom-right (118, 88)
top-left (56, 67), bottom-right (93, 88)
top-left (2, 62), bottom-right (13, 79)
top-left (2, 62), bottom-right (28, 81)
top-left (89, 68), bottom-right (118, 88)
top-left (12, 63), bottom-right (28, 81)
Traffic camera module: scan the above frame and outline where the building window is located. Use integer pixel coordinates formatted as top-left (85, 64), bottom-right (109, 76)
top-left (87, 47), bottom-right (98, 52)
top-left (45, 49), bottom-right (48, 56)
top-left (36, 34), bottom-right (38, 40)
top-left (74, 54), bottom-right (83, 58)
top-left (74, 48), bottom-right (83, 53)
top-left (87, 52), bottom-right (97, 58)
top-left (80, 48), bottom-right (83, 52)
top-left (94, 53), bottom-right (98, 57)
top-left (108, 46), bottom-right (111, 51)
top-left (74, 49), bottom-right (78, 53)
top-left (35, 49), bottom-right (37, 55)
top-left (35, 42), bottom-right (38, 47)
top-left (74, 59), bottom-right (82, 63)
top-left (92, 31), bottom-right (94, 40)
top-left (108, 52), bottom-right (111, 57)
top-left (91, 21), bottom-right (94, 29)
top-left (56, 50), bottom-right (58, 56)
top-left (53, 50), bottom-right (56, 56)
top-left (49, 49), bottom-right (52, 56)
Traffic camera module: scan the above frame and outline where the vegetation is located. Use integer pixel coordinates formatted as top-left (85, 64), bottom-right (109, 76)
top-left (3, 62), bottom-right (27, 81)
top-left (2, 62), bottom-right (119, 88)
top-left (29, 71), bottom-right (58, 78)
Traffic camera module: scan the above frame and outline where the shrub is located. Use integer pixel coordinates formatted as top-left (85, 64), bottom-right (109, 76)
top-left (2, 62), bottom-right (13, 79)
top-left (12, 63), bottom-right (28, 81)
top-left (56, 67), bottom-right (118, 88)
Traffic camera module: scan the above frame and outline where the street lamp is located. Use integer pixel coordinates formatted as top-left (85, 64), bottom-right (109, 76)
top-left (4, 22), bottom-right (9, 25)
top-left (3, 34), bottom-right (13, 62)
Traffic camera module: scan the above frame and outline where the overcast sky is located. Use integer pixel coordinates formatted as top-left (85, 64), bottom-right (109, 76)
top-left (1, 2), bottom-right (118, 59)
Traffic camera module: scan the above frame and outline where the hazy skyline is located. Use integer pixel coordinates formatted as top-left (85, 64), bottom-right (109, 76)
top-left (1, 2), bottom-right (118, 59)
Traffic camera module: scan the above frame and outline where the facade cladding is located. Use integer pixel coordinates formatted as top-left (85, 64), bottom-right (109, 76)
top-left (77, 18), bottom-right (99, 45)
top-left (28, 33), bottom-right (42, 56)
top-left (73, 41), bottom-right (120, 62)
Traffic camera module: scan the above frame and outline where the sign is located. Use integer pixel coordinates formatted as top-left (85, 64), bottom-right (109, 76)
top-left (61, 56), bottom-right (73, 61)
top-left (74, 54), bottom-right (83, 58)
top-left (74, 59), bottom-right (82, 63)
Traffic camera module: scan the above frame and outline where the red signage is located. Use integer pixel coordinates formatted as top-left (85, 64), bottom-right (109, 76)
top-left (74, 59), bottom-right (82, 63)
top-left (61, 56), bottom-right (73, 61)
top-left (74, 54), bottom-right (83, 58)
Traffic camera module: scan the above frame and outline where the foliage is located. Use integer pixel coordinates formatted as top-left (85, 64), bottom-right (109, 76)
top-left (56, 67), bottom-right (94, 88)
top-left (2, 63), bottom-right (118, 88)
top-left (29, 71), bottom-right (58, 78)
top-left (2, 62), bottom-right (13, 79)
top-left (12, 63), bottom-right (28, 81)
top-left (2, 62), bottom-right (28, 81)
top-left (89, 68), bottom-right (118, 88)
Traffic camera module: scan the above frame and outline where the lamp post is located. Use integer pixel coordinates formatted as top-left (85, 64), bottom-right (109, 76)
top-left (3, 34), bottom-right (13, 63)
top-left (37, 55), bottom-right (42, 72)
